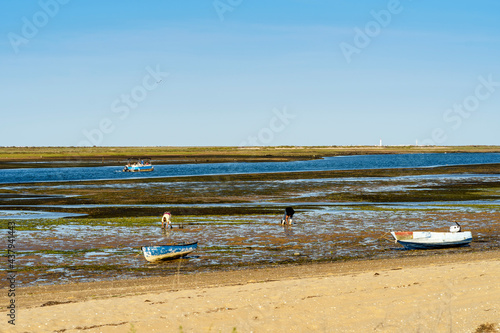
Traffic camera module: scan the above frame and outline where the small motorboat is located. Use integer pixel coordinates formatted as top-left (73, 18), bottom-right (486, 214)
top-left (141, 242), bottom-right (198, 262)
top-left (123, 158), bottom-right (154, 172)
top-left (391, 223), bottom-right (472, 250)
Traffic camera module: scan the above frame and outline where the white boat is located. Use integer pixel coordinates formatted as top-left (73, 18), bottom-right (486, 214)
top-left (391, 224), bottom-right (472, 250)
top-left (123, 158), bottom-right (154, 172)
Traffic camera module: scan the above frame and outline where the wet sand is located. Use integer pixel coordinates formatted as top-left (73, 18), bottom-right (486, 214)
top-left (1, 250), bottom-right (498, 332)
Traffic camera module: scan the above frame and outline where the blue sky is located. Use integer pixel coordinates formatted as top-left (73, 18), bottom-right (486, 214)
top-left (1, 0), bottom-right (499, 146)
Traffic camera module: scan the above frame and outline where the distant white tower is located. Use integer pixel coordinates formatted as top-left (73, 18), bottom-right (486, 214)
top-left (379, 139), bottom-right (382, 147)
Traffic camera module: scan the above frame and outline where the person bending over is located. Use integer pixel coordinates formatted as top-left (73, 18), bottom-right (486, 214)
top-left (281, 207), bottom-right (295, 225)
top-left (162, 212), bottom-right (172, 228)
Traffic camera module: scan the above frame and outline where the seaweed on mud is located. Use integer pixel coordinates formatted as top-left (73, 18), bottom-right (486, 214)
top-left (3, 161), bottom-right (500, 287)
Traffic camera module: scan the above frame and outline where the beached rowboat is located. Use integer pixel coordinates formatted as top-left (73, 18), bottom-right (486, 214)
top-left (391, 231), bottom-right (472, 250)
top-left (141, 242), bottom-right (198, 262)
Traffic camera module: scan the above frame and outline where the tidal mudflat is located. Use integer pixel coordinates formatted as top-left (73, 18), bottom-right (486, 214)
top-left (1, 163), bottom-right (500, 287)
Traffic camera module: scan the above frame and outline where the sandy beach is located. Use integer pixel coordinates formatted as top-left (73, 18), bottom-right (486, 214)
top-left (2, 250), bottom-right (499, 333)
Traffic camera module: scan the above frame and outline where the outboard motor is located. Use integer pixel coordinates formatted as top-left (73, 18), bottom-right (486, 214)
top-left (450, 221), bottom-right (461, 233)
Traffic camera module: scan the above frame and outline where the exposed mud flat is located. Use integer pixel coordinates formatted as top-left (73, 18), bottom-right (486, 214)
top-left (1, 164), bottom-right (500, 287)
top-left (4, 207), bottom-right (500, 287)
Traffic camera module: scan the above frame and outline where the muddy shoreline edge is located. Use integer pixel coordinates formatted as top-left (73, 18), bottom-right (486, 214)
top-left (3, 249), bottom-right (498, 310)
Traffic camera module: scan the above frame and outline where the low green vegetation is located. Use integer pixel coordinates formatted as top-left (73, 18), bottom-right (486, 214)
top-left (1, 145), bottom-right (500, 164)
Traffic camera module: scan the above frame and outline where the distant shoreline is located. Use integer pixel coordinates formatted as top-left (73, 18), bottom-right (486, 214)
top-left (1, 145), bottom-right (500, 169)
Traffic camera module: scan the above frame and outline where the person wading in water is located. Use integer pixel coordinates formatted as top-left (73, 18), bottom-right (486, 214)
top-left (162, 212), bottom-right (172, 229)
top-left (281, 207), bottom-right (295, 225)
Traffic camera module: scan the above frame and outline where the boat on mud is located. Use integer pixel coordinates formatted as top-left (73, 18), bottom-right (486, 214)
top-left (123, 158), bottom-right (154, 172)
top-left (391, 223), bottom-right (472, 250)
top-left (141, 242), bottom-right (198, 262)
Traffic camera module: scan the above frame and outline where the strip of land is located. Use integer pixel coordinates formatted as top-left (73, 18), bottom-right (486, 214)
top-left (1, 145), bottom-right (500, 168)
top-left (1, 250), bottom-right (498, 332)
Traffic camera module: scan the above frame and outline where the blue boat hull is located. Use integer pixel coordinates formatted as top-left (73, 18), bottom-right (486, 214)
top-left (142, 242), bottom-right (198, 262)
top-left (397, 238), bottom-right (472, 250)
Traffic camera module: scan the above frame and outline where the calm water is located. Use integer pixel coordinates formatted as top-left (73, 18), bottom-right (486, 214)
top-left (1, 153), bottom-right (500, 184)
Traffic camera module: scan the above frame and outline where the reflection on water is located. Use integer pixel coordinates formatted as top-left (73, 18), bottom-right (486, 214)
top-left (283, 224), bottom-right (294, 237)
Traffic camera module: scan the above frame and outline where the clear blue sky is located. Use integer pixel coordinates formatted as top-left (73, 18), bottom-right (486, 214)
top-left (1, 0), bottom-right (499, 146)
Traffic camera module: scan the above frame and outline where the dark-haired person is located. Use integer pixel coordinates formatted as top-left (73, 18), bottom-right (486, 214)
top-left (281, 207), bottom-right (295, 225)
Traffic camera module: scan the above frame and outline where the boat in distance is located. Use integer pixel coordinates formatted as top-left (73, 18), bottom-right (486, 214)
top-left (391, 230), bottom-right (472, 250)
top-left (123, 158), bottom-right (154, 172)
top-left (141, 242), bottom-right (198, 262)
